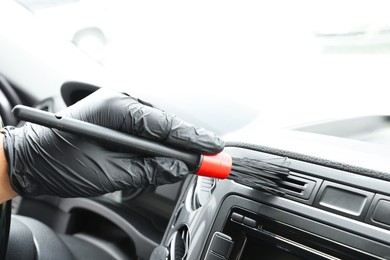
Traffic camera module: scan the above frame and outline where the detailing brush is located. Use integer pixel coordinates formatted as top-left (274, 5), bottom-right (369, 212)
top-left (12, 105), bottom-right (290, 196)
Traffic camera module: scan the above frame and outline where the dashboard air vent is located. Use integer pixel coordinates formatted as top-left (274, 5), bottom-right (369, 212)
top-left (192, 176), bottom-right (216, 209)
top-left (169, 226), bottom-right (189, 260)
top-left (280, 174), bottom-right (319, 200)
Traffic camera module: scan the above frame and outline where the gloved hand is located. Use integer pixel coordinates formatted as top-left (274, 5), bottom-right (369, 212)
top-left (1, 88), bottom-right (224, 198)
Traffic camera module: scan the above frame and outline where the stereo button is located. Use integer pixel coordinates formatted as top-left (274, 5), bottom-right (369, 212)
top-left (206, 252), bottom-right (225, 260)
top-left (243, 217), bottom-right (257, 228)
top-left (206, 232), bottom-right (234, 260)
top-left (231, 212), bottom-right (244, 223)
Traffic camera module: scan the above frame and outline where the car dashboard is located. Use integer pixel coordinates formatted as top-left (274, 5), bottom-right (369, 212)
top-left (158, 144), bottom-right (390, 259)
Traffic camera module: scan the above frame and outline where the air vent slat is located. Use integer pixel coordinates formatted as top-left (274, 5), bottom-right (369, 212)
top-left (281, 182), bottom-right (306, 190)
top-left (280, 184), bottom-right (304, 194)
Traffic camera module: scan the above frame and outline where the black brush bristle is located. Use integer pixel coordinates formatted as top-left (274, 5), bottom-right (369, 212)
top-left (228, 157), bottom-right (290, 196)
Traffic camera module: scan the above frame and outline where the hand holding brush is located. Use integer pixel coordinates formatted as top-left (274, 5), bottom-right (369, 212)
top-left (3, 88), bottom-right (289, 198)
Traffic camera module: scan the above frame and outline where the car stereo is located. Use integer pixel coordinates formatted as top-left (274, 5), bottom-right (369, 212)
top-left (202, 195), bottom-right (383, 260)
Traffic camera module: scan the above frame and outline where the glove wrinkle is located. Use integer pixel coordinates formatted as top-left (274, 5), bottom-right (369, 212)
top-left (160, 113), bottom-right (175, 143)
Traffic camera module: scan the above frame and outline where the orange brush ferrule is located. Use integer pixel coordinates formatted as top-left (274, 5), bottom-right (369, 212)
top-left (195, 152), bottom-right (232, 179)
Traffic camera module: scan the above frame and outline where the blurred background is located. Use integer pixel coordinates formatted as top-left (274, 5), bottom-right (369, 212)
top-left (1, 0), bottom-right (390, 133)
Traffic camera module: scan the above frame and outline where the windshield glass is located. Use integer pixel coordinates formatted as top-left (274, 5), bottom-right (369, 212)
top-left (9, 0), bottom-right (390, 132)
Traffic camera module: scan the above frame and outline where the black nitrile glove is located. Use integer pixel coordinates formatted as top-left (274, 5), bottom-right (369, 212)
top-left (2, 88), bottom-right (224, 198)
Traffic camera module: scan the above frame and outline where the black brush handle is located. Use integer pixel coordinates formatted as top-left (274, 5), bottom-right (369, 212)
top-left (12, 105), bottom-right (201, 168)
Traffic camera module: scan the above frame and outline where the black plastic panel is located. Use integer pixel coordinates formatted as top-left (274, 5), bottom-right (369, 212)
top-left (366, 194), bottom-right (390, 230)
top-left (314, 181), bottom-right (375, 220)
top-left (372, 200), bottom-right (390, 225)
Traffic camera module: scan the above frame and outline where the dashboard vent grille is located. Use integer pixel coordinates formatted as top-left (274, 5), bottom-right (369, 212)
top-left (280, 174), bottom-right (317, 200)
top-left (193, 176), bottom-right (216, 209)
top-left (169, 226), bottom-right (189, 260)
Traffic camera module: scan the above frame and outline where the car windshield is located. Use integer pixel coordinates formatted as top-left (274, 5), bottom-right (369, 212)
top-left (7, 0), bottom-right (390, 133)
